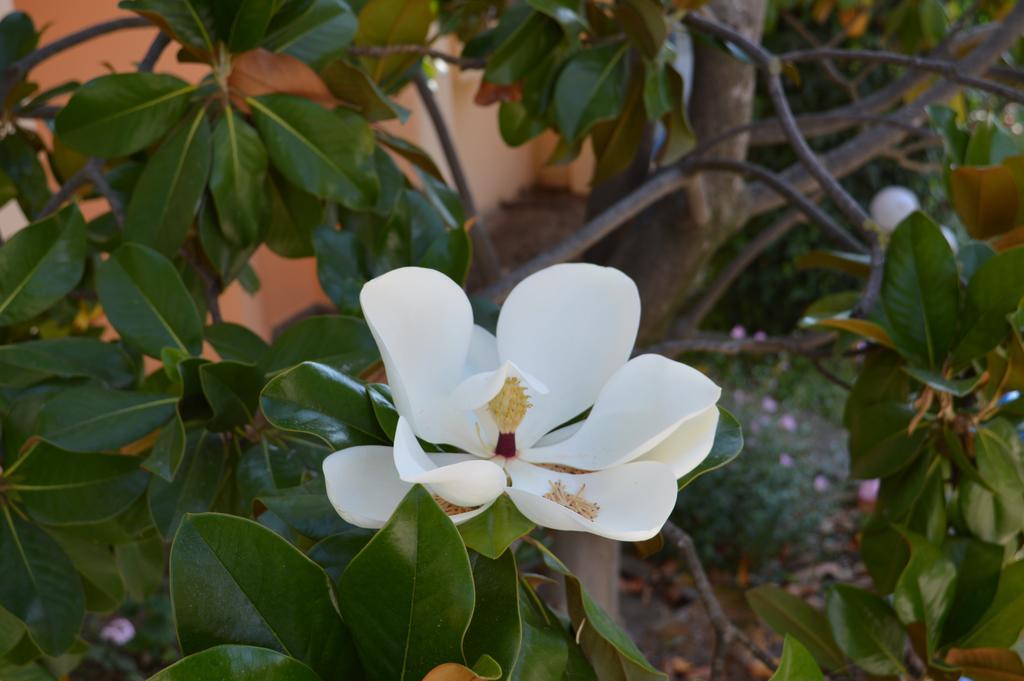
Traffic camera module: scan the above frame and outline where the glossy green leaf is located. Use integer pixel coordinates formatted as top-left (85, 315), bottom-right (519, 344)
top-left (0, 133), bottom-right (50, 217)
top-left (355, 0), bottom-right (435, 87)
top-left (120, 0), bottom-right (217, 54)
top-left (941, 537), bottom-right (1004, 645)
top-left (143, 412), bottom-right (186, 481)
top-left (320, 59), bottom-right (407, 122)
top-left (211, 109), bottom-right (268, 247)
top-left (206, 322), bottom-right (269, 364)
top-left (171, 513), bottom-right (361, 680)
top-left (257, 485), bottom-right (349, 540)
top-left (264, 171), bottom-right (322, 257)
top-left (37, 385), bottom-right (176, 452)
top-left (366, 383), bottom-right (399, 439)
top-left (339, 486), bottom-right (476, 681)
top-left (262, 0), bottom-right (357, 68)
top-left (115, 533), bottom-right (165, 601)
top-left (903, 366), bottom-right (983, 396)
top-left (313, 227), bottom-right (364, 315)
top-left (49, 533), bottom-right (125, 613)
top-left (825, 584), bottom-right (905, 676)
top-left (0, 337), bottom-right (135, 390)
top-left (260, 315), bottom-right (378, 375)
top-left (770, 636), bottom-right (824, 681)
top-left (509, 581), bottom-right (574, 680)
top-left (0, 507), bottom-right (84, 656)
top-left (307, 529), bottom-right (374, 583)
top-left (199, 361), bottom-right (263, 431)
top-left (55, 73), bottom-right (195, 157)
top-left (745, 585), bottom-right (845, 671)
top-left (458, 495), bottom-right (534, 560)
top-left (0, 12), bottom-right (37, 70)
top-left (227, 0), bottom-right (276, 52)
top-left (881, 211), bottom-right (960, 368)
top-left (960, 426), bottom-right (1024, 544)
top-left (124, 108), bottom-right (211, 256)
top-left (97, 243), bottom-right (204, 357)
top-left (198, 199), bottom-right (257, 285)
top-left (961, 560), bottom-right (1024, 648)
top-left (149, 430), bottom-right (226, 538)
top-left (554, 42), bottom-right (629, 143)
top-left (148, 644), bottom-right (322, 681)
top-left (483, 10), bottom-right (562, 86)
top-left (464, 551), bottom-right (522, 677)
top-left (260, 360), bottom-right (385, 448)
top-left (678, 407), bottom-right (743, 489)
top-left (892, 530), bottom-right (957, 656)
top-left (615, 0), bottom-right (665, 58)
top-left (10, 441), bottom-right (147, 526)
top-left (953, 246), bottom-right (1024, 364)
top-left (847, 401), bottom-right (927, 479)
top-left (250, 94), bottom-right (377, 210)
top-left (0, 205), bottom-right (85, 326)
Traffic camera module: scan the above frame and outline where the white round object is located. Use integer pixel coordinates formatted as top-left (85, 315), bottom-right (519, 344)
top-left (869, 186), bottom-right (920, 232)
top-left (940, 226), bottom-right (959, 253)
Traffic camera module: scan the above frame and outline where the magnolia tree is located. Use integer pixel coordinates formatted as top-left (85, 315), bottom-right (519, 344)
top-left (0, 0), bottom-right (1023, 679)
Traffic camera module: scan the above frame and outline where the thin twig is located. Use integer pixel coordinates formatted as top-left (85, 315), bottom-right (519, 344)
top-left (661, 521), bottom-right (777, 677)
top-left (643, 331), bottom-right (835, 358)
top-left (85, 162), bottom-right (124, 226)
top-left (412, 72), bottom-right (503, 285)
top-left (138, 32), bottom-right (170, 73)
top-left (812, 358), bottom-right (853, 390)
top-left (780, 11), bottom-right (859, 101)
top-left (781, 47), bottom-right (1024, 103)
top-left (348, 44), bottom-right (485, 69)
top-left (34, 160), bottom-right (98, 220)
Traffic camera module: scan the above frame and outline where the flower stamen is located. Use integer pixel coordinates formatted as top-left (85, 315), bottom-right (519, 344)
top-left (488, 376), bottom-right (530, 457)
top-left (543, 480), bottom-right (600, 520)
top-left (432, 494), bottom-right (478, 516)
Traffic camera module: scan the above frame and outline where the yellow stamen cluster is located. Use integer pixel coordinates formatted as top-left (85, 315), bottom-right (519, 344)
top-left (432, 495), bottom-right (478, 516)
top-left (543, 481), bottom-right (600, 520)
top-left (488, 376), bottom-right (531, 434)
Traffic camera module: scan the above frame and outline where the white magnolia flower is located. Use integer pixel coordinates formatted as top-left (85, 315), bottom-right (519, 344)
top-left (322, 264), bottom-right (722, 541)
top-left (869, 186), bottom-right (919, 233)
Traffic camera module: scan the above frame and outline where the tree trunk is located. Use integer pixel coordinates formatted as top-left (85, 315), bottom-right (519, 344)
top-left (552, 532), bottom-right (622, 622)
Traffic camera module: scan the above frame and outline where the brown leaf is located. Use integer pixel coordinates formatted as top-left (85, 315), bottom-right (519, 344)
top-left (950, 164), bottom-right (1020, 239)
top-left (946, 648), bottom-right (1024, 681)
top-left (474, 81), bottom-right (522, 107)
top-left (990, 225), bottom-right (1024, 252)
top-left (228, 49), bottom-right (337, 112)
top-left (421, 663), bottom-right (482, 681)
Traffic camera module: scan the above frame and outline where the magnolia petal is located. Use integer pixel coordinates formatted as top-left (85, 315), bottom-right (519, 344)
top-left (323, 446), bottom-right (411, 528)
top-left (522, 354), bottom-right (721, 470)
top-left (533, 420), bottom-right (584, 448)
top-left (393, 417), bottom-right (507, 508)
top-left (497, 263), bottom-right (640, 448)
top-left (636, 405), bottom-right (719, 478)
top-left (360, 267), bottom-right (474, 446)
top-left (505, 459), bottom-right (677, 541)
top-left (466, 325), bottom-right (499, 375)
top-left (450, 360), bottom-right (549, 411)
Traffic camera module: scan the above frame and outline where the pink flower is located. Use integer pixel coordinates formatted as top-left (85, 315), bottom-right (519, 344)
top-left (730, 325), bottom-right (747, 340)
top-left (778, 453), bottom-right (794, 467)
top-left (858, 479), bottom-right (880, 505)
top-left (100, 618), bottom-right (135, 646)
top-left (753, 330), bottom-right (767, 341)
top-left (761, 396), bottom-right (778, 413)
top-left (778, 414), bottom-right (797, 432)
top-left (813, 474), bottom-right (829, 492)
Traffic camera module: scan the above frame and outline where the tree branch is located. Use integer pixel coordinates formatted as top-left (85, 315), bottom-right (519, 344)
top-left (643, 331), bottom-right (835, 358)
top-left (781, 47), bottom-right (1024, 103)
top-left (138, 32), bottom-right (170, 73)
top-left (412, 72), bottom-right (503, 285)
top-left (349, 44), bottom-right (485, 70)
top-left (661, 521), bottom-right (777, 678)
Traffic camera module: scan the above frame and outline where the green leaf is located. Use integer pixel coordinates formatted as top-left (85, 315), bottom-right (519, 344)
top-left (96, 243), bottom-right (205, 357)
top-left (0, 133), bottom-right (50, 217)
top-left (0, 607), bottom-right (26, 657)
top-left (55, 73), bottom-right (195, 157)
top-left (120, 0), bottom-right (217, 54)
top-left (37, 385), bottom-right (176, 452)
top-left (769, 636), bottom-right (823, 680)
top-left (903, 366), bottom-right (983, 396)
top-left (745, 585), bottom-right (845, 671)
top-left (483, 10), bottom-right (562, 86)
top-left (143, 412), bottom-right (186, 481)
top-left (0, 12), bottom-right (37, 71)
top-left (678, 407), bottom-right (743, 489)
top-left (941, 537), bottom-right (1004, 645)
top-left (257, 485), bottom-right (350, 540)
top-left (320, 60), bottom-right (407, 122)
top-left (261, 361), bottom-right (386, 448)
top-left (0, 205), bottom-right (86, 326)
top-left (149, 430), bottom-right (226, 538)
top-left (199, 361), bottom-right (263, 431)
top-left (881, 211), bottom-right (960, 368)
top-left (260, 315), bottom-right (378, 375)
top-left (615, 0), bottom-right (665, 58)
top-left (961, 560), bottom-right (1024, 648)
top-left (339, 486), bottom-right (476, 681)
top-left (148, 644), bottom-right (322, 681)
top-left (354, 0), bottom-right (435, 87)
top-left (206, 322), bottom-right (269, 364)
top-left (171, 513), bottom-right (361, 680)
top-left (263, 0), bottom-right (357, 68)
top-left (953, 246), bottom-right (1024, 364)
top-left (847, 401), bottom-right (927, 479)
top-left (527, 0), bottom-right (586, 30)
top-left (227, 0), bottom-right (277, 52)
top-left (307, 529), bottom-right (374, 582)
top-left (265, 171), bottom-right (322, 258)
top-left (509, 581), bottom-right (573, 680)
top-left (0, 507), bottom-right (84, 656)
top-left (211, 109), bottom-right (268, 247)
top-left (0, 337), bottom-right (135, 390)
top-left (458, 495), bottom-right (535, 560)
top-left (250, 94), bottom-right (377, 210)
top-left (124, 107), bottom-right (211, 256)
top-left (960, 426), bottom-right (1024, 544)
top-left (554, 42), bottom-right (629, 143)
top-left (49, 533), bottom-right (125, 613)
top-left (464, 551), bottom-right (522, 679)
top-left (313, 227), bottom-right (364, 315)
top-left (9, 441), bottom-right (147, 526)
top-left (825, 584), bottom-right (905, 676)
top-left (892, 530), bottom-right (957, 657)
top-left (115, 533), bottom-right (165, 601)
